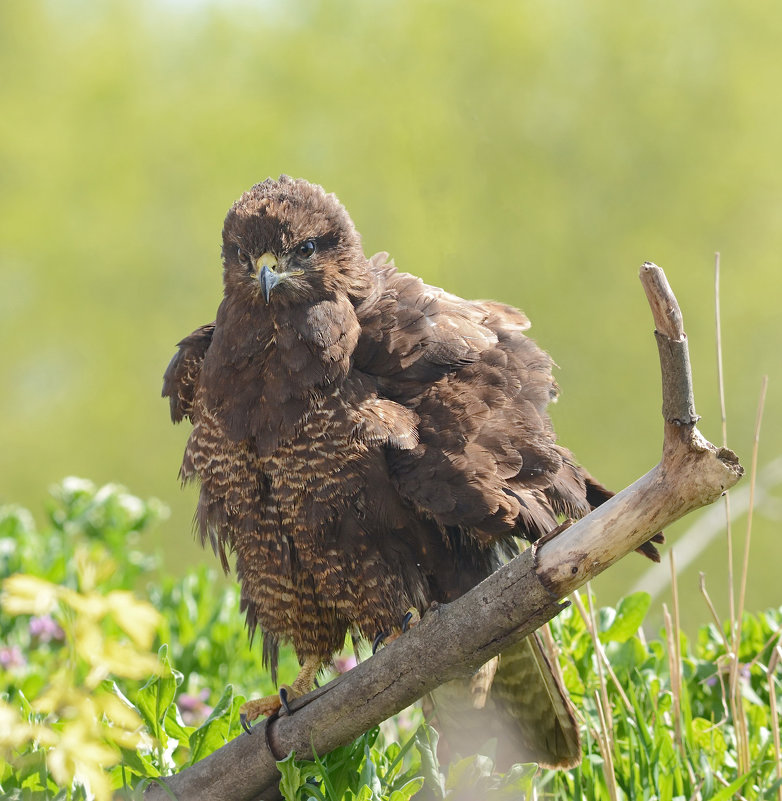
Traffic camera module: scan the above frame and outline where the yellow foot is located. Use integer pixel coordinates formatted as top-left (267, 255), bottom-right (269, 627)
top-left (239, 685), bottom-right (294, 732)
top-left (240, 655), bottom-right (322, 734)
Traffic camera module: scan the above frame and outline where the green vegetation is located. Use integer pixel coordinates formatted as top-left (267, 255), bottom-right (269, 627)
top-left (0, 0), bottom-right (780, 624)
top-left (1, 480), bottom-right (780, 799)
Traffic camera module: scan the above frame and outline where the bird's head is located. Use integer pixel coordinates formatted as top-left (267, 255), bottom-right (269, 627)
top-left (221, 176), bottom-right (369, 308)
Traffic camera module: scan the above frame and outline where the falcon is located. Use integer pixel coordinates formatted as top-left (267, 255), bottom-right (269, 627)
top-left (163, 176), bottom-right (661, 768)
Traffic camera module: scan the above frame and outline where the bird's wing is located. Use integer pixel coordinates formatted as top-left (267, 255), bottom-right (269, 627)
top-left (354, 256), bottom-right (587, 543)
top-left (353, 253), bottom-right (522, 389)
top-left (162, 323), bottom-right (215, 423)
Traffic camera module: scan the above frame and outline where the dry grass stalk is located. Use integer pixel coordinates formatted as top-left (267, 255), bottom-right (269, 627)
top-left (729, 376), bottom-right (768, 777)
top-left (592, 688), bottom-right (619, 801)
top-left (572, 590), bottom-right (633, 715)
top-left (714, 252), bottom-right (736, 629)
top-left (668, 550), bottom-right (686, 760)
top-left (662, 603), bottom-right (683, 758)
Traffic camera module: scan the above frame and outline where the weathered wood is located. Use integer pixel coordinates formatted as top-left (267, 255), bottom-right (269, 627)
top-left (145, 263), bottom-right (742, 801)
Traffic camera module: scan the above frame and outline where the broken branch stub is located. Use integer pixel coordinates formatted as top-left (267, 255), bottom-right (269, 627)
top-left (534, 262), bottom-right (742, 595)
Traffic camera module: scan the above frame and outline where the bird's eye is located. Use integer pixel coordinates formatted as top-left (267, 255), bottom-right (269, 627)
top-left (298, 239), bottom-right (316, 258)
top-left (237, 248), bottom-right (252, 270)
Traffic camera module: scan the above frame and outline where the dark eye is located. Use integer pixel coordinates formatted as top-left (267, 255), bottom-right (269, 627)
top-left (237, 248), bottom-right (252, 270)
top-left (298, 239), bottom-right (316, 258)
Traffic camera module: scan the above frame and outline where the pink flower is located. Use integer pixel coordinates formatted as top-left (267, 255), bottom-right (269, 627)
top-left (177, 689), bottom-right (212, 725)
top-left (333, 654), bottom-right (358, 674)
top-left (0, 645), bottom-right (26, 669)
top-left (29, 615), bottom-right (65, 644)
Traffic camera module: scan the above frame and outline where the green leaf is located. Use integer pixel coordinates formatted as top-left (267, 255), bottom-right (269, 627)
top-left (388, 777), bottom-right (424, 801)
top-left (444, 754), bottom-right (493, 793)
top-left (277, 752), bottom-right (303, 801)
top-left (188, 684), bottom-right (234, 764)
top-left (491, 763), bottom-right (538, 799)
top-left (689, 717), bottom-right (726, 770)
top-left (312, 745), bottom-right (341, 801)
top-left (414, 725), bottom-right (445, 799)
top-left (697, 752), bottom-right (714, 798)
top-left (381, 733), bottom-right (420, 791)
top-left (605, 636), bottom-right (649, 679)
top-left (599, 592), bottom-right (651, 643)
top-left (135, 645), bottom-right (180, 743)
top-left (658, 770), bottom-right (673, 801)
top-left (14, 748), bottom-right (48, 790)
top-left (354, 786), bottom-right (373, 801)
top-left (359, 736), bottom-right (381, 798)
top-left (708, 771), bottom-right (751, 801)
top-left (163, 701), bottom-right (192, 744)
top-left (119, 746), bottom-right (158, 779)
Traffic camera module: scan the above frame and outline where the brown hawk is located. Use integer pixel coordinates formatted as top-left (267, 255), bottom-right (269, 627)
top-left (163, 176), bottom-right (660, 769)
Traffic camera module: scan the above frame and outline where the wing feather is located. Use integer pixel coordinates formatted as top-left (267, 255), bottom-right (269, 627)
top-left (162, 323), bottom-right (215, 422)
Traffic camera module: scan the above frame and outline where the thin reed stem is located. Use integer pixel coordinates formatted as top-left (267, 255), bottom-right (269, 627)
top-left (593, 689), bottom-right (618, 801)
top-left (727, 376), bottom-right (767, 776)
top-left (585, 584), bottom-right (613, 732)
top-left (736, 375), bottom-right (768, 635)
top-left (572, 591), bottom-right (633, 713)
top-left (668, 550), bottom-right (685, 759)
top-left (714, 252), bottom-right (736, 631)
top-left (663, 603), bottom-right (684, 757)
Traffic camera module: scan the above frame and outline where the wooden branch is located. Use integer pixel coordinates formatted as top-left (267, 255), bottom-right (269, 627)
top-left (145, 263), bottom-right (743, 801)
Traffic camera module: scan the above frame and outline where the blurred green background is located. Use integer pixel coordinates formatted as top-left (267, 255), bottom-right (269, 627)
top-left (1, 0), bottom-right (779, 631)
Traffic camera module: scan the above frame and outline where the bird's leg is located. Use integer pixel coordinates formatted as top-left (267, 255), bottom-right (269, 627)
top-left (240, 655), bottom-right (321, 733)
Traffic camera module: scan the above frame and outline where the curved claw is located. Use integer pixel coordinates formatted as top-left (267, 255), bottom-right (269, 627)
top-left (372, 631), bottom-right (388, 654)
top-left (402, 611), bottom-right (414, 632)
top-left (279, 687), bottom-right (292, 716)
top-left (240, 712), bottom-right (254, 735)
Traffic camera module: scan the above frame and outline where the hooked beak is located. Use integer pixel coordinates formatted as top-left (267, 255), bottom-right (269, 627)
top-left (257, 252), bottom-right (279, 303)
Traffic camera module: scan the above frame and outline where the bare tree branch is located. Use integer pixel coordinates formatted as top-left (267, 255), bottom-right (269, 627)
top-left (144, 263), bottom-right (743, 801)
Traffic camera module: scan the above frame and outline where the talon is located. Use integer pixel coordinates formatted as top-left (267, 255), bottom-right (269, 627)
top-left (372, 631), bottom-right (388, 654)
top-left (240, 713), bottom-right (254, 735)
top-left (279, 687), bottom-right (292, 715)
top-left (403, 607), bottom-right (421, 633)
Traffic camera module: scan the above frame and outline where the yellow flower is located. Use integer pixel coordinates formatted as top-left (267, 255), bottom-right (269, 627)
top-left (1, 574), bottom-right (59, 616)
top-left (2, 570), bottom-right (164, 800)
top-left (47, 719), bottom-right (118, 801)
top-left (105, 590), bottom-right (162, 649)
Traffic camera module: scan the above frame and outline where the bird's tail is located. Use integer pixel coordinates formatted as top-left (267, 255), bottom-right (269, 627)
top-left (424, 629), bottom-right (580, 771)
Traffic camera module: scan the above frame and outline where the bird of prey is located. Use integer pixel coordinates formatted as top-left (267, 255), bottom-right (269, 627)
top-left (163, 176), bottom-right (661, 768)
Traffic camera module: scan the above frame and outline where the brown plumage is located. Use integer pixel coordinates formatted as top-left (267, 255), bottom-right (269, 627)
top-left (163, 176), bottom-right (661, 768)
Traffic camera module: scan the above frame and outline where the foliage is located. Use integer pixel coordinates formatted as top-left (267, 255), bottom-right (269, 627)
top-left (539, 594), bottom-right (782, 799)
top-left (1, 479), bottom-right (780, 800)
